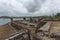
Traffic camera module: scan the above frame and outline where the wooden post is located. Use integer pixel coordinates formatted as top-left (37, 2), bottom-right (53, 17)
top-left (28, 30), bottom-right (31, 40)
top-left (23, 18), bottom-right (26, 20)
top-left (30, 18), bottom-right (33, 22)
top-left (48, 23), bottom-right (52, 37)
top-left (10, 18), bottom-right (13, 25)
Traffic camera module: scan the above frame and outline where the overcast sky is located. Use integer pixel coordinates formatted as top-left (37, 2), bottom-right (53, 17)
top-left (0, 0), bottom-right (60, 16)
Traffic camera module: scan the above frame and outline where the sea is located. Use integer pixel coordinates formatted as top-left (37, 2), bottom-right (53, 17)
top-left (0, 19), bottom-right (10, 26)
top-left (0, 18), bottom-right (30, 26)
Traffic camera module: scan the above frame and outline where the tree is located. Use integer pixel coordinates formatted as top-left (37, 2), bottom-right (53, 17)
top-left (55, 13), bottom-right (60, 18)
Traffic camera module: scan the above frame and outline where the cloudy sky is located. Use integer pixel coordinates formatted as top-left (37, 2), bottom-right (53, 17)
top-left (0, 0), bottom-right (60, 16)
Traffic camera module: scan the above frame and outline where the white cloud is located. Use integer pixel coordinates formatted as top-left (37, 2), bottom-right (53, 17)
top-left (0, 0), bottom-right (28, 16)
top-left (0, 0), bottom-right (60, 16)
top-left (35, 0), bottom-right (60, 16)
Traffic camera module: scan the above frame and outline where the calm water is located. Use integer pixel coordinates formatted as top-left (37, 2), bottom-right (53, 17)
top-left (0, 18), bottom-right (30, 26)
top-left (0, 18), bottom-right (23, 26)
top-left (0, 19), bottom-right (10, 26)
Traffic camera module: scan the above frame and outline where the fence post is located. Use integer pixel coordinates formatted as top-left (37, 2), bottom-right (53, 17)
top-left (10, 18), bottom-right (13, 25)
